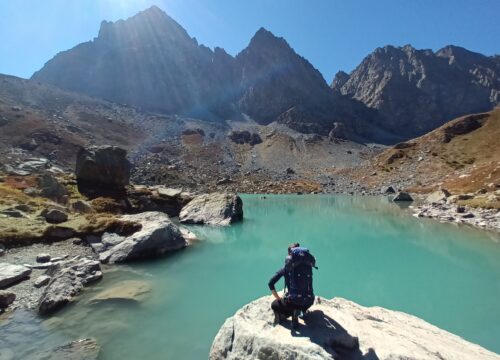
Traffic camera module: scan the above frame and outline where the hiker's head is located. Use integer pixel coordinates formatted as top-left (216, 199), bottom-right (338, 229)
top-left (288, 242), bottom-right (300, 255)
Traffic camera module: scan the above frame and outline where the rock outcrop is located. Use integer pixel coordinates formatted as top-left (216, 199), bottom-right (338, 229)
top-left (0, 263), bottom-right (32, 288)
top-left (75, 145), bottom-right (130, 195)
top-left (91, 212), bottom-right (187, 263)
top-left (210, 296), bottom-right (498, 360)
top-left (38, 256), bottom-right (102, 314)
top-left (332, 45), bottom-right (500, 139)
top-left (179, 193), bottom-right (243, 225)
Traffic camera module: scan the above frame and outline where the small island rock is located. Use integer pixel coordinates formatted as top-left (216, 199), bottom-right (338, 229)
top-left (180, 193), bottom-right (243, 225)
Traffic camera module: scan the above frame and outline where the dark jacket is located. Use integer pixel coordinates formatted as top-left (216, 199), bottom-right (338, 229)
top-left (268, 256), bottom-right (291, 291)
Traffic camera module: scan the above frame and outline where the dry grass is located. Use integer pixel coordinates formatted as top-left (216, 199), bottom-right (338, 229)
top-left (350, 109), bottom-right (500, 196)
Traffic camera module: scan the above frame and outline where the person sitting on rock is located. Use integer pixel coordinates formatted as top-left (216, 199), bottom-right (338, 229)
top-left (268, 242), bottom-right (317, 328)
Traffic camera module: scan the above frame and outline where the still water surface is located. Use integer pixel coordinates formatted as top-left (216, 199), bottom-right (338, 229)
top-left (1, 195), bottom-right (499, 359)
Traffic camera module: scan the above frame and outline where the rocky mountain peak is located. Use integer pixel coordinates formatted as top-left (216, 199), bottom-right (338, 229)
top-left (332, 43), bottom-right (499, 139)
top-left (96, 5), bottom-right (192, 47)
top-left (331, 70), bottom-right (350, 89)
top-left (241, 27), bottom-right (292, 58)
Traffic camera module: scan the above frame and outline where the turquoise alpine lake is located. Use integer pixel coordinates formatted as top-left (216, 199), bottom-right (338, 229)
top-left (1, 195), bottom-right (499, 359)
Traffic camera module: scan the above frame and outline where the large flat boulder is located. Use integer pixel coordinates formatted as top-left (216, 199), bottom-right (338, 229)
top-left (38, 256), bottom-right (102, 315)
top-left (209, 296), bottom-right (498, 360)
top-left (75, 145), bottom-right (130, 194)
top-left (179, 193), bottom-right (243, 225)
top-left (94, 212), bottom-right (187, 264)
top-left (0, 263), bottom-right (32, 288)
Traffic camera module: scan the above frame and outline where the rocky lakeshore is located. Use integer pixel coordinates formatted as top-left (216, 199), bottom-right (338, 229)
top-left (0, 144), bottom-right (245, 360)
top-left (410, 189), bottom-right (500, 232)
top-left (210, 296), bottom-right (500, 360)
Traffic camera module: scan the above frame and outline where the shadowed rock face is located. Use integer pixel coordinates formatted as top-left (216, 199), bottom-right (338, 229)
top-left (332, 45), bottom-right (500, 139)
top-left (75, 145), bottom-right (130, 196)
top-left (210, 296), bottom-right (499, 360)
top-left (31, 6), bottom-right (381, 140)
top-left (32, 6), bottom-right (240, 120)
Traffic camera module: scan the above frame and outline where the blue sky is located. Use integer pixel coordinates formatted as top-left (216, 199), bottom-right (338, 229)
top-left (1, 0), bottom-right (499, 82)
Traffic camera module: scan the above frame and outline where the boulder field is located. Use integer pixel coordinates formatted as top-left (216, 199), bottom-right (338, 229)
top-left (210, 296), bottom-right (498, 360)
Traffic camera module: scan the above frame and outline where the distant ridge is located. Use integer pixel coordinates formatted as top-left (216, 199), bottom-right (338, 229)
top-left (332, 44), bottom-right (500, 138)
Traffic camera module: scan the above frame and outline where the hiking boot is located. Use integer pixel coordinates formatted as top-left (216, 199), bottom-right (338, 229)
top-left (292, 310), bottom-right (299, 329)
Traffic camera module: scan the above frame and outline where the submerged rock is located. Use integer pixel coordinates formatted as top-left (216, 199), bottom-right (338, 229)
top-left (89, 280), bottom-right (151, 304)
top-left (95, 212), bottom-right (187, 264)
top-left (180, 193), bottom-right (243, 226)
top-left (0, 263), bottom-right (32, 288)
top-left (210, 296), bottom-right (498, 360)
top-left (38, 256), bottom-right (102, 315)
top-left (34, 338), bottom-right (100, 360)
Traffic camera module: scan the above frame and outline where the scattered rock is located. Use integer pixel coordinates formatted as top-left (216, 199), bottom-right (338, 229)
top-left (38, 256), bottom-right (102, 314)
top-left (157, 187), bottom-right (182, 198)
top-left (210, 296), bottom-right (498, 360)
top-left (71, 200), bottom-right (93, 213)
top-left (426, 189), bottom-right (451, 203)
top-left (43, 226), bottom-right (76, 240)
top-left (38, 173), bottom-right (68, 201)
top-left (42, 208), bottom-right (68, 224)
top-left (95, 212), bottom-right (187, 264)
top-left (0, 263), bottom-right (32, 288)
top-left (36, 253), bottom-right (51, 263)
top-left (462, 213), bottom-right (475, 219)
top-left (0, 209), bottom-right (25, 218)
top-left (381, 185), bottom-right (395, 194)
top-left (75, 145), bottom-right (131, 194)
top-left (182, 128), bottom-right (205, 136)
top-left (216, 177), bottom-right (232, 185)
top-left (285, 167), bottom-right (295, 175)
top-left (227, 131), bottom-right (262, 146)
top-left (34, 275), bottom-right (51, 288)
top-left (180, 193), bottom-right (243, 225)
top-left (14, 204), bottom-right (31, 212)
top-left (392, 191), bottom-right (413, 202)
top-left (0, 290), bottom-right (16, 308)
top-left (456, 206), bottom-right (466, 214)
top-left (89, 280), bottom-right (151, 304)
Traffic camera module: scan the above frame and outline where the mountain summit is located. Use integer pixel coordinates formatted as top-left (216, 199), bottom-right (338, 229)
top-left (32, 7), bottom-right (499, 142)
top-left (332, 44), bottom-right (500, 138)
top-left (32, 7), bottom-right (377, 139)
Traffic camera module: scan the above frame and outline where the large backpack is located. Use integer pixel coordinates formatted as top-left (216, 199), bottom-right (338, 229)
top-left (286, 247), bottom-right (317, 307)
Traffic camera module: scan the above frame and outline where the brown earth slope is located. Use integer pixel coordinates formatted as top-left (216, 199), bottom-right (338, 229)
top-left (348, 108), bottom-right (500, 196)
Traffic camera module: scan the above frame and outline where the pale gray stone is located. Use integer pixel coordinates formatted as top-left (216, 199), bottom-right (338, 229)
top-left (210, 296), bottom-right (499, 360)
top-left (96, 212), bottom-right (187, 264)
top-left (180, 193), bottom-right (243, 225)
top-left (0, 263), bottom-right (32, 288)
